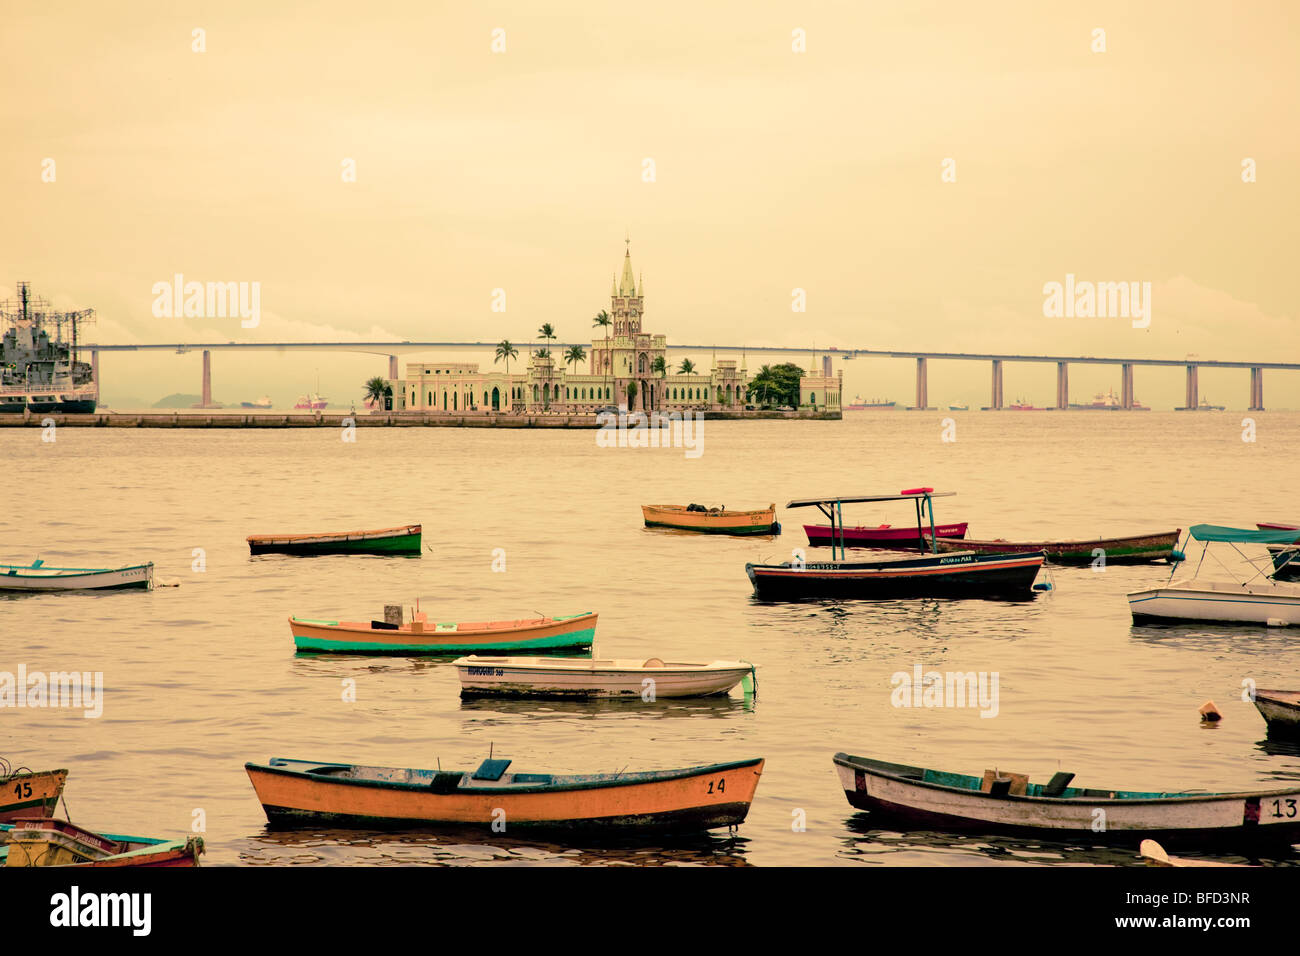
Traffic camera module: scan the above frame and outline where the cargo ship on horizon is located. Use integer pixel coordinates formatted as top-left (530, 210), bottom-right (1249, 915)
top-left (0, 282), bottom-right (98, 413)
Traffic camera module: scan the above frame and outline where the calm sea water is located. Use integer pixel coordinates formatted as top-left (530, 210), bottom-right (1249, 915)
top-left (4, 410), bottom-right (1299, 866)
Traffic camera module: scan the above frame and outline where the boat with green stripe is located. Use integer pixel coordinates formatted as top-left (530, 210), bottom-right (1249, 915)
top-left (289, 610), bottom-right (597, 654)
top-left (248, 523), bottom-right (421, 556)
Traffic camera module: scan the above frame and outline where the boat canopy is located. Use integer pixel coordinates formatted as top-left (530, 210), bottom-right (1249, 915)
top-left (1189, 524), bottom-right (1300, 544)
top-left (785, 491), bottom-right (956, 509)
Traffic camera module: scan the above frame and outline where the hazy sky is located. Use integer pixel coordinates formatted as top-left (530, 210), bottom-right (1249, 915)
top-left (2, 1), bottom-right (1296, 407)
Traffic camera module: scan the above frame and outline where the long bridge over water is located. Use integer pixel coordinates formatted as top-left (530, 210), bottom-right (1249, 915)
top-left (81, 341), bottom-right (1299, 410)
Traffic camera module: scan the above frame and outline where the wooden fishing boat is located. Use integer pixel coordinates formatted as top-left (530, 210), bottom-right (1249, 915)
top-left (2, 818), bottom-right (202, 867)
top-left (246, 755), bottom-right (765, 831)
top-left (0, 769), bottom-right (67, 821)
top-left (1139, 839), bottom-right (1244, 867)
top-left (247, 523), bottom-right (421, 556)
top-left (1252, 689), bottom-right (1300, 737)
top-left (1128, 525), bottom-right (1300, 626)
top-left (928, 529), bottom-right (1180, 564)
top-left (289, 610), bottom-right (597, 654)
top-left (453, 655), bottom-right (756, 699)
top-left (804, 521), bottom-right (968, 549)
top-left (642, 504), bottom-right (779, 535)
top-left (0, 560), bottom-right (153, 591)
top-left (833, 753), bottom-right (1300, 845)
top-left (748, 490), bottom-right (1043, 600)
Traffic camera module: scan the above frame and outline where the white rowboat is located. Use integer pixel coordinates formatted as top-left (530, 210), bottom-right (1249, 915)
top-left (0, 561), bottom-right (154, 592)
top-left (1128, 580), bottom-right (1300, 626)
top-left (452, 656), bottom-right (756, 699)
top-left (834, 753), bottom-right (1300, 845)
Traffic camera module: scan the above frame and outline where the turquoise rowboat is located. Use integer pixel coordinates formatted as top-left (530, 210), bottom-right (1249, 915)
top-left (289, 611), bottom-right (598, 654)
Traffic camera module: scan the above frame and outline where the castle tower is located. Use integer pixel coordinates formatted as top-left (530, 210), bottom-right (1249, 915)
top-left (611, 239), bottom-right (643, 336)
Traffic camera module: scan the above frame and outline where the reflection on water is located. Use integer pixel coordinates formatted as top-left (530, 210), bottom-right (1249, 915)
top-left (238, 825), bottom-right (753, 867)
top-left (837, 814), bottom-right (1300, 867)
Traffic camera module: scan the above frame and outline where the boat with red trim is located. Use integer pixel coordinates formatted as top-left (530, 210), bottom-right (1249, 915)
top-left (747, 490), bottom-right (1044, 600)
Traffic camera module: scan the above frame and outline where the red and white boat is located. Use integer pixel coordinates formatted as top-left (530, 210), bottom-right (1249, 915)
top-left (804, 522), bottom-right (968, 549)
top-left (294, 392), bottom-right (328, 410)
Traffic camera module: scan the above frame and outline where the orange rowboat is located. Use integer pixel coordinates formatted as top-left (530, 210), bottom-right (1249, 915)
top-left (642, 504), bottom-right (779, 536)
top-left (246, 756), bottom-right (765, 832)
top-left (0, 769), bottom-right (67, 822)
top-left (289, 611), bottom-right (597, 654)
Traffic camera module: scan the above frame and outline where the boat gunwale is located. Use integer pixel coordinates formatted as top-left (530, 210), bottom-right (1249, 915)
top-left (833, 753), bottom-right (1300, 805)
top-left (452, 656), bottom-right (750, 675)
top-left (0, 563), bottom-right (153, 577)
top-left (247, 524), bottom-right (421, 546)
top-left (247, 756), bottom-right (764, 796)
top-left (642, 504), bottom-right (775, 520)
top-left (930, 530), bottom-right (1180, 552)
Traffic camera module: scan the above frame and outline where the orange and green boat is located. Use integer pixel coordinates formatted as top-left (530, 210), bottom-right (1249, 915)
top-left (642, 504), bottom-right (780, 536)
top-left (0, 769), bottom-right (67, 822)
top-left (246, 755), bottom-right (765, 832)
top-left (289, 610), bottom-right (598, 654)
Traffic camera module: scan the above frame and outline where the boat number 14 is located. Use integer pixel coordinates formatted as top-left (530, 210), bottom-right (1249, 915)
top-left (707, 778), bottom-right (726, 795)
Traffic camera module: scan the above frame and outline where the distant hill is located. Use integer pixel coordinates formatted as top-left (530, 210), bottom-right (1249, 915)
top-left (152, 393), bottom-right (230, 408)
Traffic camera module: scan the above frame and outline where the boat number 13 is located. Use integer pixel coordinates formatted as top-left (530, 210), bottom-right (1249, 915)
top-left (1270, 798), bottom-right (1298, 819)
top-left (707, 778), bottom-right (726, 794)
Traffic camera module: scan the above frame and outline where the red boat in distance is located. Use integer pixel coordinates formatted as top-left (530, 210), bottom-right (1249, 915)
top-left (804, 521), bottom-right (968, 549)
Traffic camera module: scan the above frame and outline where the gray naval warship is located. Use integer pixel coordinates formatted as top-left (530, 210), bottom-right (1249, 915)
top-left (0, 281), bottom-right (98, 413)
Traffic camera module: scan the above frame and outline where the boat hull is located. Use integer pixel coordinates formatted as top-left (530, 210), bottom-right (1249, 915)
top-left (0, 563), bottom-right (153, 591)
top-left (834, 754), bottom-right (1300, 846)
top-left (932, 530), bottom-right (1180, 564)
top-left (746, 551), bottom-right (1043, 600)
top-left (248, 524), bottom-right (421, 556)
top-left (642, 505), bottom-right (778, 535)
top-left (1253, 691), bottom-right (1300, 737)
top-left (804, 522), bottom-right (968, 548)
top-left (0, 770), bottom-right (67, 821)
top-left (246, 757), bottom-right (764, 831)
top-left (1128, 583), bottom-right (1300, 626)
top-left (290, 612), bottom-right (598, 654)
top-left (454, 657), bottom-right (753, 699)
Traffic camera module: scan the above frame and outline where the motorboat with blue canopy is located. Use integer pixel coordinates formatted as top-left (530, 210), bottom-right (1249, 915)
top-left (1127, 524), bottom-right (1300, 626)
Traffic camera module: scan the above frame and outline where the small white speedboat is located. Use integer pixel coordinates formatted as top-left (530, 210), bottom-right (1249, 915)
top-left (1127, 524), bottom-right (1300, 626)
top-left (452, 656), bottom-right (755, 699)
top-left (0, 560), bottom-right (154, 592)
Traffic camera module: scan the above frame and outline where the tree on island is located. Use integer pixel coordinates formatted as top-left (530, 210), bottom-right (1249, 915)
top-left (537, 324), bottom-right (557, 409)
top-left (745, 362), bottom-right (803, 408)
top-left (495, 340), bottom-right (518, 374)
top-left (564, 344), bottom-right (586, 374)
top-left (592, 310), bottom-right (611, 403)
top-left (625, 380), bottom-right (637, 410)
top-left (364, 376), bottom-right (390, 411)
top-left (678, 358), bottom-right (696, 374)
top-left (650, 355), bottom-right (667, 412)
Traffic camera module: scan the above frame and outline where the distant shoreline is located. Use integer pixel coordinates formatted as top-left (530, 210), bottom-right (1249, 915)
top-left (0, 409), bottom-right (843, 429)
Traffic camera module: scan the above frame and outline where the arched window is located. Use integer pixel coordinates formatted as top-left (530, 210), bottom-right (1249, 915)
top-left (443, 391), bottom-right (448, 409)
top-left (704, 388), bottom-right (708, 399)
top-left (453, 392), bottom-right (457, 410)
top-left (638, 353), bottom-right (647, 374)
top-left (427, 391), bottom-right (432, 406)
top-left (533, 384), bottom-right (540, 402)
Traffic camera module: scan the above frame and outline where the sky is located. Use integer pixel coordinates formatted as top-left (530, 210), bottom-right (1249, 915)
top-left (2, 0), bottom-right (1296, 408)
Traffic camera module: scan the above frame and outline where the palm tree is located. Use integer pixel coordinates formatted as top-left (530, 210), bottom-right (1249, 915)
top-left (364, 376), bottom-right (389, 411)
top-left (678, 358), bottom-right (696, 375)
top-left (650, 355), bottom-right (666, 412)
top-left (537, 324), bottom-right (557, 409)
top-left (565, 344), bottom-right (586, 373)
top-left (626, 381), bottom-right (638, 410)
top-left (494, 339), bottom-right (518, 374)
top-left (592, 310), bottom-right (611, 404)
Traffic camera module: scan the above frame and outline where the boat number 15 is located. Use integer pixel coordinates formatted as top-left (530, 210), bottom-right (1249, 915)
top-left (12, 781), bottom-right (32, 799)
top-left (1270, 798), bottom-right (1298, 819)
top-left (707, 778), bottom-right (726, 795)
